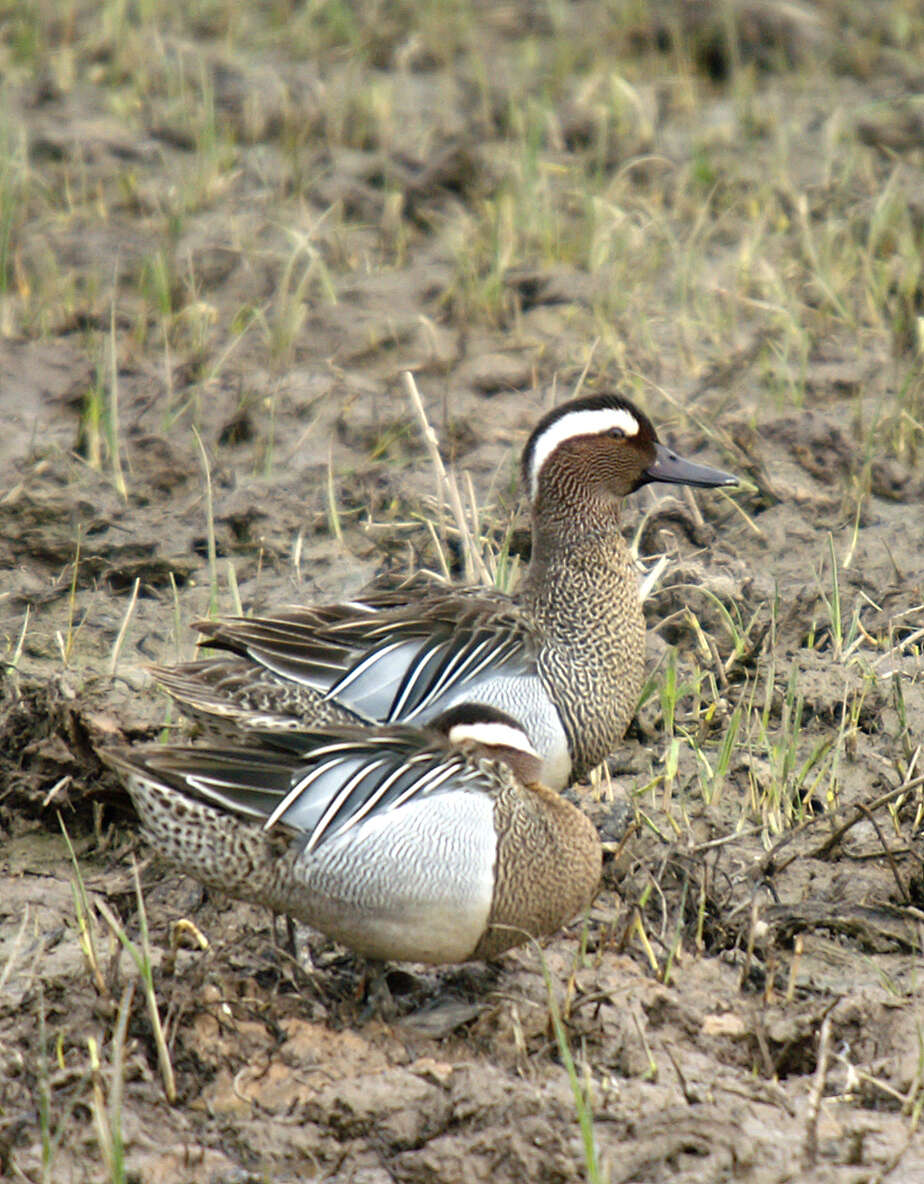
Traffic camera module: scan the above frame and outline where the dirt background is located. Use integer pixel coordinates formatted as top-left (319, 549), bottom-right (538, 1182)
top-left (1, 2), bottom-right (923, 1181)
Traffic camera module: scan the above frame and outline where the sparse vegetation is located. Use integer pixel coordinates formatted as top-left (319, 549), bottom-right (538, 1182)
top-left (1, 1), bottom-right (922, 1181)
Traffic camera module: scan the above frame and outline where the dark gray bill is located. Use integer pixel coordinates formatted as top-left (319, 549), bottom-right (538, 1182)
top-left (643, 443), bottom-right (738, 489)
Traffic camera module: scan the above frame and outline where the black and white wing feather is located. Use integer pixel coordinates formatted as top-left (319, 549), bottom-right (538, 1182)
top-left (190, 590), bottom-right (538, 726)
top-left (106, 726), bottom-right (489, 856)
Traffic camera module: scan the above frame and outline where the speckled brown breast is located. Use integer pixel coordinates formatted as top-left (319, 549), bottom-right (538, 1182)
top-left (525, 531), bottom-right (646, 782)
top-left (472, 771), bottom-right (601, 961)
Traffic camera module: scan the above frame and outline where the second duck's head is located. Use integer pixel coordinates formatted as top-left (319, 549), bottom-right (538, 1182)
top-left (521, 393), bottom-right (737, 515)
top-left (434, 703), bottom-right (545, 785)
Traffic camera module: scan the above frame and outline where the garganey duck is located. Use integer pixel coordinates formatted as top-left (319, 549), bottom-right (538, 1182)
top-left (103, 705), bottom-right (602, 964)
top-left (154, 394), bottom-right (737, 789)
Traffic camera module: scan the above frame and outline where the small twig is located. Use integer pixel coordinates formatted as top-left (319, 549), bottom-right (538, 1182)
top-left (664, 1043), bottom-right (700, 1104)
top-left (0, 906), bottom-right (30, 993)
top-left (402, 371), bottom-right (490, 586)
top-left (857, 803), bottom-right (910, 903)
top-left (865, 1077), bottom-right (923, 1184)
top-left (109, 577), bottom-right (141, 677)
top-left (191, 426), bottom-right (218, 618)
top-left (630, 1007), bottom-right (658, 1080)
top-left (424, 518), bottom-right (452, 581)
top-left (42, 775), bottom-right (72, 809)
top-left (738, 892), bottom-right (762, 992)
top-left (108, 276), bottom-right (128, 500)
top-left (873, 627), bottom-right (924, 669)
top-left (572, 337), bottom-right (599, 401)
top-left (690, 825), bottom-right (763, 854)
top-left (785, 934), bottom-right (803, 1004)
top-left (753, 1016), bottom-right (776, 1079)
top-left (803, 1009), bottom-right (835, 1168)
top-left (599, 818), bottom-right (638, 860)
top-left (706, 633), bottom-right (728, 690)
top-left (621, 908), bottom-right (660, 973)
top-left (808, 775), bottom-right (924, 861)
top-left (9, 603), bottom-right (30, 674)
top-left (681, 484), bottom-right (705, 529)
top-left (638, 554), bottom-right (669, 602)
top-left (761, 776), bottom-right (924, 875)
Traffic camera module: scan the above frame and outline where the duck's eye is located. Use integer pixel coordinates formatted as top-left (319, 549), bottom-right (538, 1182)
top-left (607, 427), bottom-right (625, 439)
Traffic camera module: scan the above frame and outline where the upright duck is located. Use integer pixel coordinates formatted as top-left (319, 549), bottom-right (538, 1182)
top-left (154, 394), bottom-right (737, 789)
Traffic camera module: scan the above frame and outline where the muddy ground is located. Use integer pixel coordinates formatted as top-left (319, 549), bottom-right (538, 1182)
top-left (1, 2), bottom-right (923, 1181)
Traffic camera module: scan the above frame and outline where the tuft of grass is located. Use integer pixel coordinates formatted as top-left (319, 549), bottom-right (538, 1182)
top-left (80, 296), bottom-right (129, 498)
top-left (55, 530), bottom-right (84, 668)
top-left (60, 816), bottom-right (176, 1104)
top-left (107, 286), bottom-right (128, 499)
top-left (95, 860), bottom-right (177, 1103)
top-left (87, 982), bottom-right (134, 1184)
top-left (37, 983), bottom-right (52, 1182)
top-left (59, 815), bottom-right (106, 996)
top-left (264, 230), bottom-right (337, 366)
top-left (3, 603), bottom-right (30, 694)
top-left (403, 370), bottom-right (492, 586)
top-left (326, 444), bottom-right (343, 544)
top-left (0, 120), bottom-right (28, 306)
top-left (701, 701), bottom-right (742, 808)
top-left (537, 947), bottom-right (605, 1184)
top-left (226, 558), bottom-right (243, 616)
top-left (35, 982), bottom-right (94, 1184)
top-left (192, 425), bottom-right (220, 618)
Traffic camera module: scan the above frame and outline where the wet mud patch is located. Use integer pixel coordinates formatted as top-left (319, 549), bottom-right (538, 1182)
top-left (2, 0), bottom-right (924, 1181)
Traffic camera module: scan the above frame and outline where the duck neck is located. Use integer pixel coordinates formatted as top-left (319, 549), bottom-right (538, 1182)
top-left (519, 492), bottom-right (645, 779)
top-left (521, 496), bottom-right (634, 630)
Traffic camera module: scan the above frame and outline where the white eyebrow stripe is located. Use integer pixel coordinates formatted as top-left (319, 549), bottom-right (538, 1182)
top-left (528, 407), bottom-right (640, 498)
top-left (447, 721), bottom-right (540, 758)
